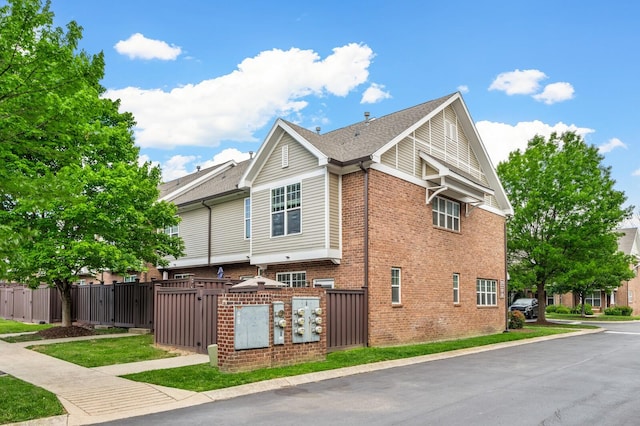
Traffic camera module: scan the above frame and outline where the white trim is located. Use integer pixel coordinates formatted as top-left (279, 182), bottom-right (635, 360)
top-left (251, 168), bottom-right (325, 193)
top-left (250, 248), bottom-right (341, 266)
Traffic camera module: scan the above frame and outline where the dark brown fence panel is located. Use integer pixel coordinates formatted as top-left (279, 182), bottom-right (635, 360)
top-left (74, 285), bottom-right (92, 323)
top-left (12, 287), bottom-right (32, 323)
top-left (155, 287), bottom-right (200, 352)
top-left (200, 290), bottom-right (219, 352)
top-left (0, 287), bottom-right (13, 320)
top-left (114, 282), bottom-right (154, 329)
top-left (31, 286), bottom-right (58, 324)
top-left (326, 289), bottom-right (367, 352)
top-left (91, 285), bottom-right (114, 325)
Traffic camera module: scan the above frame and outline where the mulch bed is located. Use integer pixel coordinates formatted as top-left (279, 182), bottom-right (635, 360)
top-left (36, 326), bottom-right (96, 339)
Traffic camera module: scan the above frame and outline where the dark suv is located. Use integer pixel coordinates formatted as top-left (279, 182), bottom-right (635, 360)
top-left (509, 298), bottom-right (539, 319)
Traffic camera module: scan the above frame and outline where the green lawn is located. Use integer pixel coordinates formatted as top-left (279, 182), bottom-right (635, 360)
top-left (28, 334), bottom-right (177, 367)
top-left (123, 325), bottom-right (583, 392)
top-left (0, 318), bottom-right (53, 334)
top-left (0, 375), bottom-right (65, 424)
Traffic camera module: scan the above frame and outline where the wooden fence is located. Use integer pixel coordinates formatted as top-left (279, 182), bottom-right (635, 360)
top-left (0, 286), bottom-right (61, 324)
top-left (326, 288), bottom-right (367, 351)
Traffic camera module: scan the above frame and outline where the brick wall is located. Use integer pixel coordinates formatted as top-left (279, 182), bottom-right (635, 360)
top-left (216, 288), bottom-right (326, 372)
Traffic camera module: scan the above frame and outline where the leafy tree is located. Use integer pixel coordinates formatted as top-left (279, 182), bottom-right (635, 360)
top-left (497, 132), bottom-right (633, 322)
top-left (0, 0), bottom-right (184, 326)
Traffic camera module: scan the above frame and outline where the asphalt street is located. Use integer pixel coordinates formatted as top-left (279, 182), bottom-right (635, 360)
top-left (103, 321), bottom-right (640, 426)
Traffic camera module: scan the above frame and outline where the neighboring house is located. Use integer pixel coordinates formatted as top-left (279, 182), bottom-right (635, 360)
top-left (550, 228), bottom-right (640, 314)
top-left (160, 92), bottom-right (514, 346)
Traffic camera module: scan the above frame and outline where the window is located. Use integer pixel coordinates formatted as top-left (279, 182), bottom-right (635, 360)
top-left (391, 267), bottom-right (401, 304)
top-left (476, 278), bottom-right (497, 306)
top-left (312, 278), bottom-right (335, 288)
top-left (123, 275), bottom-right (137, 283)
top-left (585, 291), bottom-right (601, 307)
top-left (453, 273), bottom-right (460, 304)
top-left (276, 271), bottom-right (307, 287)
top-left (174, 273), bottom-right (191, 279)
top-left (164, 224), bottom-right (179, 237)
top-left (244, 197), bottom-right (251, 239)
top-left (271, 183), bottom-right (301, 237)
top-left (547, 293), bottom-right (555, 306)
top-left (432, 196), bottom-right (460, 231)
top-left (78, 279), bottom-right (86, 286)
top-left (630, 290), bottom-right (634, 303)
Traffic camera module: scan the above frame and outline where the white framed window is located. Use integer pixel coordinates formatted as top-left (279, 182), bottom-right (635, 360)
top-left (476, 278), bottom-right (497, 306)
top-left (432, 196), bottom-right (460, 231)
top-left (312, 278), bottom-right (335, 288)
top-left (164, 224), bottom-right (179, 237)
top-left (271, 183), bottom-right (301, 237)
top-left (78, 279), bottom-right (86, 286)
top-left (244, 197), bottom-right (251, 239)
top-left (123, 275), bottom-right (137, 283)
top-left (174, 273), bottom-right (191, 279)
top-left (281, 145), bottom-right (289, 168)
top-left (453, 273), bottom-right (460, 304)
top-left (276, 271), bottom-right (307, 288)
top-left (547, 293), bottom-right (555, 306)
top-left (391, 267), bottom-right (401, 304)
top-left (585, 291), bottom-right (601, 307)
top-left (629, 290), bottom-right (634, 303)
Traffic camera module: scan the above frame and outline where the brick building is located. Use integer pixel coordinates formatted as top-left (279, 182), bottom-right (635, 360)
top-left (160, 92), bottom-right (513, 346)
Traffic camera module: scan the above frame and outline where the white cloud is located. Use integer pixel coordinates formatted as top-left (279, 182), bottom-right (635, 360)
top-left (476, 120), bottom-right (595, 166)
top-left (114, 33), bottom-right (182, 60)
top-left (137, 153), bottom-right (160, 169)
top-left (488, 69), bottom-right (547, 95)
top-left (198, 148), bottom-right (252, 170)
top-left (361, 83), bottom-right (391, 104)
top-left (598, 137), bottom-right (627, 154)
top-left (161, 154), bottom-right (196, 181)
top-left (457, 85), bottom-right (469, 94)
top-left (633, 169), bottom-right (640, 177)
top-left (532, 82), bottom-right (575, 104)
top-left (106, 43), bottom-right (374, 149)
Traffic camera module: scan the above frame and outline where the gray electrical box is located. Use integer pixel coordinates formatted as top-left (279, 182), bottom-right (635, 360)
top-left (291, 297), bottom-right (322, 344)
top-left (273, 301), bottom-right (286, 345)
top-left (234, 304), bottom-right (269, 350)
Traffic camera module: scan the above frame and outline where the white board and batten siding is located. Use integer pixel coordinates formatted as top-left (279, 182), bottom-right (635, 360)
top-left (380, 105), bottom-right (500, 208)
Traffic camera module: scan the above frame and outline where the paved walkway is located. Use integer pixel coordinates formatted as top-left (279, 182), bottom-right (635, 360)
top-left (0, 329), bottom-right (603, 426)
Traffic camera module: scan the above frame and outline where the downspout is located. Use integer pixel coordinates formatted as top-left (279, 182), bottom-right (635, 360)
top-left (359, 161), bottom-right (369, 346)
top-left (504, 215), bottom-right (511, 332)
top-left (202, 201), bottom-right (212, 266)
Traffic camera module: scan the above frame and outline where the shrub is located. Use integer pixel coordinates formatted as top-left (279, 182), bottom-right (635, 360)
top-left (571, 303), bottom-right (593, 315)
top-left (546, 305), bottom-right (557, 313)
top-left (549, 304), bottom-right (571, 314)
top-left (508, 310), bottom-right (525, 329)
top-left (605, 306), bottom-right (633, 316)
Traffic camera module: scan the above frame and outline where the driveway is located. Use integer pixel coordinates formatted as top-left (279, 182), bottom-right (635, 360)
top-left (103, 320), bottom-right (640, 426)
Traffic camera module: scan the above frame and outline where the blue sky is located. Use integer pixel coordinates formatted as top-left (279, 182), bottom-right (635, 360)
top-left (47, 0), bottom-right (639, 222)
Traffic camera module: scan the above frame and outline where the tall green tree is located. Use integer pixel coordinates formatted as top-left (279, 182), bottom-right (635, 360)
top-left (497, 132), bottom-right (633, 322)
top-left (0, 0), bottom-right (183, 326)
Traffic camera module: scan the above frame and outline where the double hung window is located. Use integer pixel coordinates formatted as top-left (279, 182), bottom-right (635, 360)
top-left (432, 196), bottom-right (460, 231)
top-left (476, 278), bottom-right (497, 306)
top-left (271, 183), bottom-right (301, 237)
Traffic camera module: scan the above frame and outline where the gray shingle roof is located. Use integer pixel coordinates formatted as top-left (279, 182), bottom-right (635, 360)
top-left (163, 160), bottom-right (250, 206)
top-left (283, 93), bottom-right (455, 163)
top-left (617, 227), bottom-right (639, 256)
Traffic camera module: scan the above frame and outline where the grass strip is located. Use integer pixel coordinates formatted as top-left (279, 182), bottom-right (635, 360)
top-left (0, 318), bottom-right (53, 334)
top-left (0, 375), bottom-right (65, 424)
top-left (1, 327), bottom-right (130, 343)
top-left (28, 334), bottom-right (177, 368)
top-left (123, 325), bottom-right (583, 392)
top-left (546, 313), bottom-right (640, 321)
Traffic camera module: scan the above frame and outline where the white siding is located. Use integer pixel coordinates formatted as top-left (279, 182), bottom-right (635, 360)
top-left (254, 133), bottom-right (318, 186)
top-left (329, 173), bottom-right (340, 250)
top-left (179, 208), bottom-right (209, 259)
top-left (211, 198), bottom-right (249, 256)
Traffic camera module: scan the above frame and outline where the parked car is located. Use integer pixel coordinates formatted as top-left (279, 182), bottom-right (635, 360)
top-left (509, 298), bottom-right (539, 319)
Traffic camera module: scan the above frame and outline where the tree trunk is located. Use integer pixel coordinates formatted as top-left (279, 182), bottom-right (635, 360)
top-left (536, 282), bottom-right (546, 323)
top-left (55, 280), bottom-right (73, 327)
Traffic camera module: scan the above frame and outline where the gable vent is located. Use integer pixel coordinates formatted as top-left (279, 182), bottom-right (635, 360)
top-left (281, 145), bottom-right (289, 168)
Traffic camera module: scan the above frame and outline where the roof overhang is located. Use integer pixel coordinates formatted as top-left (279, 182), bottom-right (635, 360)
top-left (419, 151), bottom-right (493, 206)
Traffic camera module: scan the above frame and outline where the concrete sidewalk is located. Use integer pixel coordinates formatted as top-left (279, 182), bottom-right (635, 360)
top-left (1, 328), bottom-right (603, 426)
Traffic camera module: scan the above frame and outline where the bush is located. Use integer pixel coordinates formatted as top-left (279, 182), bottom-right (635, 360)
top-left (570, 303), bottom-right (593, 315)
top-left (605, 306), bottom-right (633, 316)
top-left (546, 304), bottom-right (557, 313)
top-left (508, 310), bottom-right (525, 329)
top-left (548, 304), bottom-right (570, 314)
